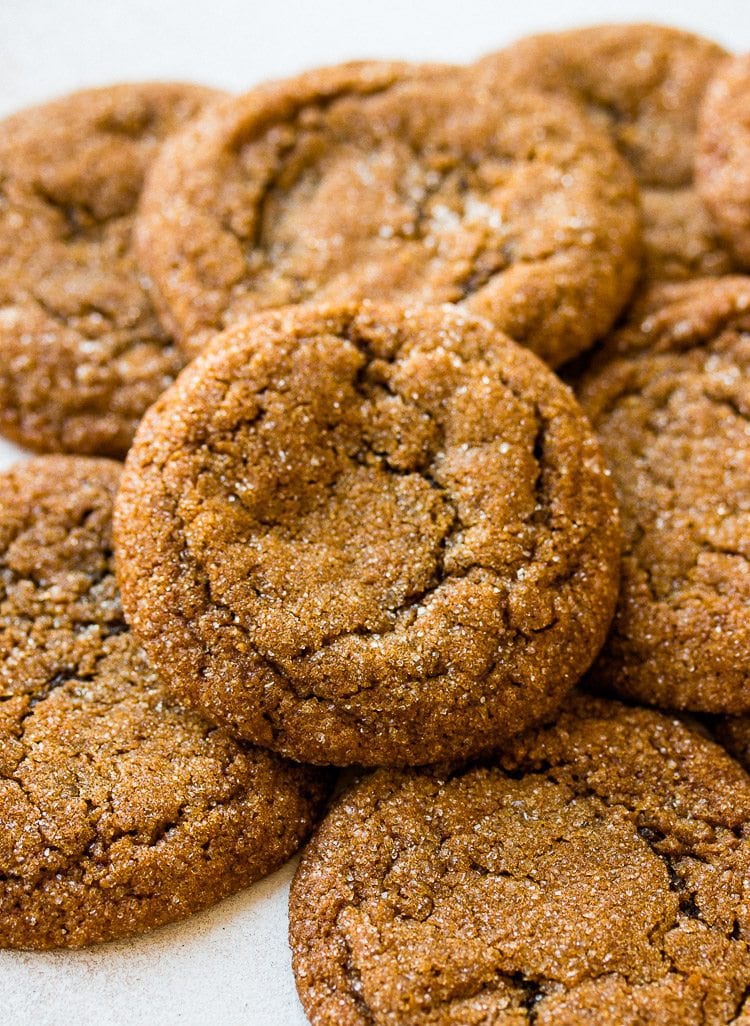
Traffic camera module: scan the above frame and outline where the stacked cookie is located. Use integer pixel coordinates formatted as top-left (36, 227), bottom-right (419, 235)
top-left (2, 22), bottom-right (750, 1026)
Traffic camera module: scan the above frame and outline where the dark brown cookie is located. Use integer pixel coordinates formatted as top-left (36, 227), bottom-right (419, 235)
top-left (578, 277), bottom-right (750, 712)
top-left (115, 303), bottom-right (620, 767)
top-left (475, 24), bottom-right (732, 281)
top-left (135, 61), bottom-right (640, 366)
top-left (0, 456), bottom-right (330, 949)
top-left (0, 83), bottom-right (223, 457)
top-left (697, 54), bottom-right (750, 268)
top-left (290, 694), bottom-right (750, 1026)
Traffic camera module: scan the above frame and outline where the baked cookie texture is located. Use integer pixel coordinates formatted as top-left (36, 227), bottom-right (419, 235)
top-left (640, 188), bottom-right (735, 282)
top-left (697, 54), bottom-right (750, 268)
top-left (0, 456), bottom-right (330, 950)
top-left (714, 716), bottom-right (750, 771)
top-left (0, 83), bottom-right (223, 457)
top-left (578, 277), bottom-right (750, 712)
top-left (290, 694), bottom-right (750, 1026)
top-left (474, 23), bottom-right (732, 281)
top-left (135, 61), bottom-right (640, 366)
top-left (115, 303), bottom-right (620, 767)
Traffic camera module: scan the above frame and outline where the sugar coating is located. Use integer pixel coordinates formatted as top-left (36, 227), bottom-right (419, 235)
top-left (290, 695), bottom-right (750, 1026)
top-left (475, 24), bottom-right (730, 282)
top-left (115, 302), bottom-right (620, 766)
top-left (0, 456), bottom-right (330, 949)
top-left (135, 61), bottom-right (640, 367)
top-left (579, 276), bottom-right (750, 712)
top-left (0, 83), bottom-right (222, 457)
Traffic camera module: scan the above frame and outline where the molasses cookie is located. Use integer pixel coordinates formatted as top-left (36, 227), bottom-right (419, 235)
top-left (578, 276), bottom-right (750, 712)
top-left (697, 54), bottom-right (750, 268)
top-left (0, 83), bottom-right (223, 457)
top-left (290, 694), bottom-right (750, 1026)
top-left (135, 61), bottom-right (640, 366)
top-left (475, 24), bottom-right (732, 281)
top-left (115, 303), bottom-right (621, 767)
top-left (0, 456), bottom-right (330, 949)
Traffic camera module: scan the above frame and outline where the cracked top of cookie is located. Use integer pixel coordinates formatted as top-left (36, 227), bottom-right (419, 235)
top-left (0, 456), bottom-right (329, 949)
top-left (115, 303), bottom-right (620, 766)
top-left (290, 694), bottom-right (750, 1026)
top-left (0, 83), bottom-right (222, 457)
top-left (135, 61), bottom-right (640, 367)
top-left (578, 277), bottom-right (750, 713)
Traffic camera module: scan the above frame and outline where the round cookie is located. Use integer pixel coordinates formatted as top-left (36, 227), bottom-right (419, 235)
top-left (115, 303), bottom-right (621, 767)
top-left (697, 54), bottom-right (750, 268)
top-left (0, 83), bottom-right (223, 457)
top-left (578, 276), bottom-right (750, 712)
top-left (474, 24), bottom-right (732, 281)
top-left (290, 694), bottom-right (750, 1026)
top-left (0, 456), bottom-right (330, 949)
top-left (135, 61), bottom-right (640, 366)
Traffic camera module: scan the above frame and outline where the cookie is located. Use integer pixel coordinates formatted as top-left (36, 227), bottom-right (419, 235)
top-left (0, 83), bottom-right (223, 457)
top-left (290, 694), bottom-right (750, 1026)
top-left (115, 302), bottom-right (620, 767)
top-left (697, 54), bottom-right (750, 268)
top-left (475, 24), bottom-right (731, 281)
top-left (0, 456), bottom-right (330, 949)
top-left (135, 61), bottom-right (640, 366)
top-left (578, 277), bottom-right (750, 712)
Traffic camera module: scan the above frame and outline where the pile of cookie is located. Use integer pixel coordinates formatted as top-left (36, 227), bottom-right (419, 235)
top-left (3, 21), bottom-right (750, 1025)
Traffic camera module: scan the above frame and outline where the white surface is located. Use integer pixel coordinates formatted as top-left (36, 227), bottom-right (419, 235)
top-left (1, 1), bottom-right (750, 1023)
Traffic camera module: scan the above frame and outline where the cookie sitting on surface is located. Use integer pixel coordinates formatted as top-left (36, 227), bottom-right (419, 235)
top-left (115, 302), bottom-right (620, 766)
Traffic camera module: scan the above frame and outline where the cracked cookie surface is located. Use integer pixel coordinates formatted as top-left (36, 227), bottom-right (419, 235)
top-left (474, 24), bottom-right (732, 282)
top-left (697, 54), bottom-right (750, 269)
top-left (290, 694), bottom-right (750, 1026)
top-left (135, 61), bottom-right (640, 367)
top-left (0, 83), bottom-right (223, 457)
top-left (0, 456), bottom-right (330, 949)
top-left (578, 277), bottom-right (750, 712)
top-left (115, 303), bottom-right (620, 766)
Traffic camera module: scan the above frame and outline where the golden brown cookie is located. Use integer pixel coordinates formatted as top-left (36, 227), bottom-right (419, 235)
top-left (697, 54), bottom-right (750, 268)
top-left (290, 694), bottom-right (750, 1026)
top-left (115, 303), bottom-right (620, 767)
top-left (0, 456), bottom-right (330, 950)
top-left (578, 277), bottom-right (750, 712)
top-left (475, 24), bottom-right (732, 281)
top-left (135, 61), bottom-right (640, 366)
top-left (0, 83), bottom-right (223, 457)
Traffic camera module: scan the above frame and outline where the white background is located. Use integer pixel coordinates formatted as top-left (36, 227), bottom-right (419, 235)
top-left (1, 1), bottom-right (749, 1023)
